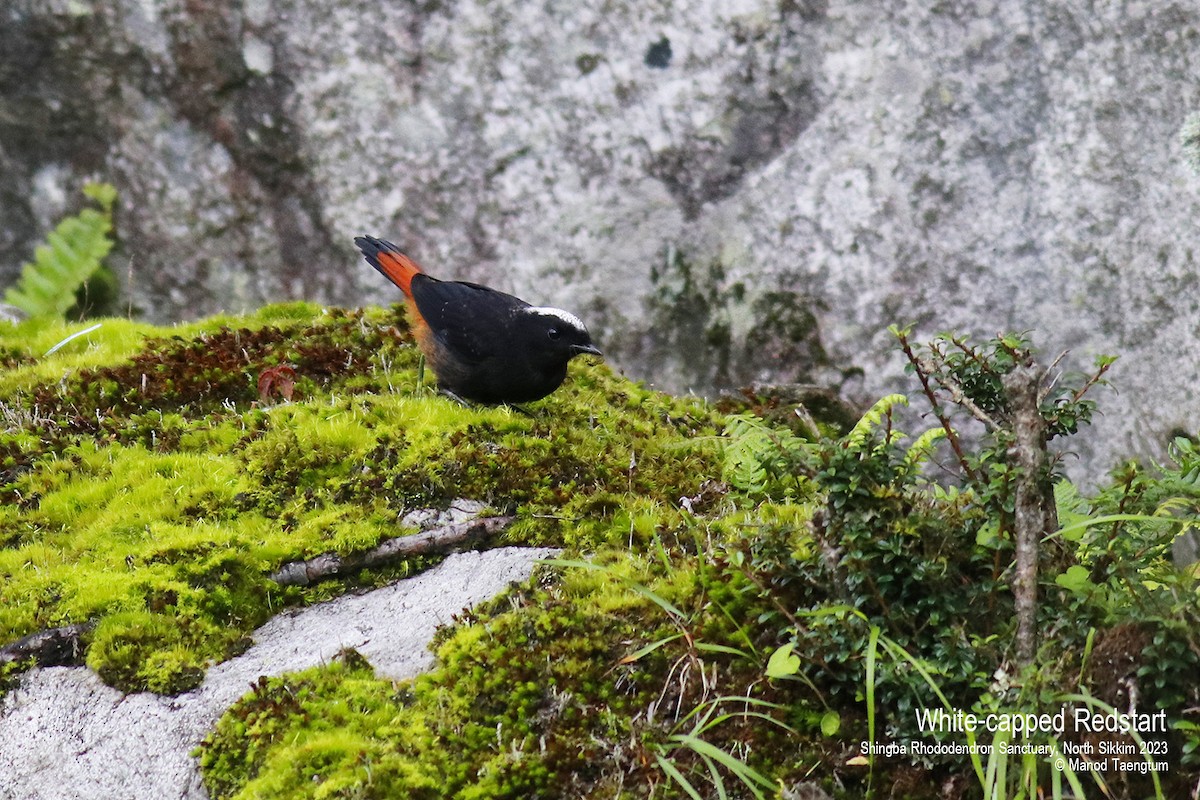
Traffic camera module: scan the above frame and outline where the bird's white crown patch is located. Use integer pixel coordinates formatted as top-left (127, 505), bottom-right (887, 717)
top-left (523, 306), bottom-right (588, 333)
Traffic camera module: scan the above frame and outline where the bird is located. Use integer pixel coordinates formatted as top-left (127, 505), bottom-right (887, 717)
top-left (354, 235), bottom-right (602, 404)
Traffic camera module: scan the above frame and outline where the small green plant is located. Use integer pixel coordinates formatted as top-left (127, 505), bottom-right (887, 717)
top-left (892, 328), bottom-right (1115, 663)
top-left (546, 556), bottom-right (790, 799)
top-left (5, 182), bottom-right (117, 319)
top-left (651, 698), bottom-right (784, 800)
top-left (722, 413), bottom-right (811, 499)
top-left (720, 329), bottom-right (1199, 796)
top-left (724, 392), bottom-right (1001, 745)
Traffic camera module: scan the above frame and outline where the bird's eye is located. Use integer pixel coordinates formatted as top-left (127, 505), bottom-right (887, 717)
top-left (547, 328), bottom-right (560, 340)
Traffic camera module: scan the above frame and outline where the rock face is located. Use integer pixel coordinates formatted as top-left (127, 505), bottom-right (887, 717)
top-left (3, 1), bottom-right (1199, 475)
top-left (0, 547), bottom-right (556, 800)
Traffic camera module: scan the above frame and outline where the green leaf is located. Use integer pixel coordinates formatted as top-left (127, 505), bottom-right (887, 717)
top-left (621, 633), bottom-right (685, 663)
top-left (655, 755), bottom-right (705, 800)
top-left (820, 710), bottom-right (841, 737)
top-left (975, 521), bottom-right (1001, 549)
top-left (765, 642), bottom-right (801, 678)
top-left (1054, 564), bottom-right (1094, 595)
top-left (672, 734), bottom-right (776, 795)
top-left (694, 642), bottom-right (752, 659)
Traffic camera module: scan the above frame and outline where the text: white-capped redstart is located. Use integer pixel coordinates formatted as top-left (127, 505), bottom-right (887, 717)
top-left (355, 236), bottom-right (602, 404)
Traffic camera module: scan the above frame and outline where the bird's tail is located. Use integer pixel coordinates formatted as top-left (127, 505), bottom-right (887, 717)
top-left (355, 235), bottom-right (423, 297)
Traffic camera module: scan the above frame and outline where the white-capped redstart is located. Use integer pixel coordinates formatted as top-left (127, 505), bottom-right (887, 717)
top-left (355, 236), bottom-right (602, 404)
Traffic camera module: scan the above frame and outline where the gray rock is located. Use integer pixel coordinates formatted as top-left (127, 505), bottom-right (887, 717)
top-left (2, 1), bottom-right (1199, 479)
top-left (0, 546), bottom-right (556, 800)
top-left (399, 497), bottom-right (489, 530)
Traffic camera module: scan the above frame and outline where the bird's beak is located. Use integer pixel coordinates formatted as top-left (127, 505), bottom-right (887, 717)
top-left (571, 343), bottom-right (603, 358)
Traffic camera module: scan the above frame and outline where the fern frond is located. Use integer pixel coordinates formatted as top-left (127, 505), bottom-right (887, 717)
top-left (1154, 496), bottom-right (1194, 518)
top-left (722, 413), bottom-right (810, 497)
top-left (5, 182), bottom-right (116, 319)
top-left (1053, 480), bottom-right (1087, 518)
top-left (846, 394), bottom-right (909, 448)
top-left (903, 427), bottom-right (947, 469)
top-left (1053, 480), bottom-right (1092, 542)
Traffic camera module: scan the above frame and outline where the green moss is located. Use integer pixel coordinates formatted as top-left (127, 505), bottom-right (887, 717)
top-left (197, 650), bottom-right (419, 800)
top-left (197, 551), bottom-right (803, 800)
top-left (195, 526), bottom-right (872, 799)
top-left (87, 611), bottom-right (207, 694)
top-left (0, 302), bottom-right (726, 694)
top-left (8, 302), bottom-right (1180, 798)
top-left (0, 303), bottom-right (320, 394)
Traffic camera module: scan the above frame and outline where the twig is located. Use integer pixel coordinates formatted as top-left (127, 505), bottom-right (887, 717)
top-left (1037, 350), bottom-right (1069, 405)
top-left (269, 515), bottom-right (514, 586)
top-left (894, 332), bottom-right (978, 481)
top-left (932, 370), bottom-right (1002, 431)
top-left (1071, 358), bottom-right (1114, 403)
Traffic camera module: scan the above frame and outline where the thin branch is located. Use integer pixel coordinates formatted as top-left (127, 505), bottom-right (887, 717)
top-left (1037, 350), bottom-right (1069, 405)
top-left (950, 334), bottom-right (1007, 376)
top-left (930, 370), bottom-right (1003, 432)
top-left (270, 515), bottom-right (514, 586)
top-left (1045, 350), bottom-right (1069, 373)
top-left (1071, 358), bottom-right (1115, 404)
top-left (894, 332), bottom-right (977, 481)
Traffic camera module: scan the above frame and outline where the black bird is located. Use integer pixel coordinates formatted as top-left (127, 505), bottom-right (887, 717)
top-left (355, 235), bottom-right (602, 404)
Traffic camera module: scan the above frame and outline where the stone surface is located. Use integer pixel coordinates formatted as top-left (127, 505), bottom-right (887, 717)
top-left (3, 1), bottom-right (1200, 477)
top-left (0, 546), bottom-right (556, 800)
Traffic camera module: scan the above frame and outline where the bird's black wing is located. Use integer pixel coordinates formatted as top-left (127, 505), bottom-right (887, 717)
top-left (409, 275), bottom-right (527, 364)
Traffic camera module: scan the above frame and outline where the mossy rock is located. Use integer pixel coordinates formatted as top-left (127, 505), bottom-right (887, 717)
top-left (8, 306), bottom-right (1197, 799)
top-left (195, 553), bottom-right (823, 800)
top-left (0, 303), bottom-right (725, 694)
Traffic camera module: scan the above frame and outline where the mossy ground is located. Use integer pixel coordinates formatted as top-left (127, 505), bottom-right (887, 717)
top-left (0, 303), bottom-right (722, 694)
top-left (4, 306), bottom-right (1197, 800)
top-left (196, 547), bottom-right (834, 800)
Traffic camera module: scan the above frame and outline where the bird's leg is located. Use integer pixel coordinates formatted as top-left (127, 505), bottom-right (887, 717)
top-left (506, 403), bottom-right (537, 418)
top-left (439, 389), bottom-right (474, 407)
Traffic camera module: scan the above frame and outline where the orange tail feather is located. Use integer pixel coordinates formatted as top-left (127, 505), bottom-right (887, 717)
top-left (354, 235), bottom-right (424, 298)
